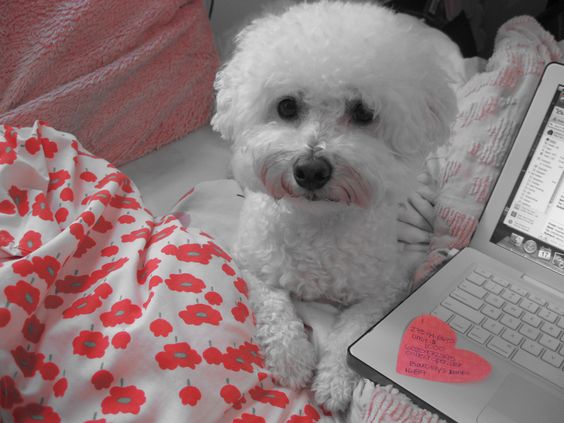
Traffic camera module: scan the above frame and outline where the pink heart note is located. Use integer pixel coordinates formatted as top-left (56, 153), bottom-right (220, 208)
top-left (396, 314), bottom-right (491, 383)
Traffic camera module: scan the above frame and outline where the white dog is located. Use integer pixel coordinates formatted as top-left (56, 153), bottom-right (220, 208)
top-left (212, 0), bottom-right (457, 413)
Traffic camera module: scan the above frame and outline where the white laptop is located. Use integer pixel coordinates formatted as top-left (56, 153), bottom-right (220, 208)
top-left (348, 62), bottom-right (564, 423)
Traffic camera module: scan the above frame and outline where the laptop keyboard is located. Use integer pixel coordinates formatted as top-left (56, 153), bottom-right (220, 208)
top-left (432, 266), bottom-right (564, 389)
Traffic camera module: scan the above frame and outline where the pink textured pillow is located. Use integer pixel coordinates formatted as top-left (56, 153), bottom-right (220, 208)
top-left (0, 0), bottom-right (219, 166)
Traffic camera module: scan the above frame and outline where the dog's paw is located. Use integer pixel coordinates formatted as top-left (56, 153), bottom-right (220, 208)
top-left (265, 333), bottom-right (317, 390)
top-left (313, 355), bottom-right (360, 412)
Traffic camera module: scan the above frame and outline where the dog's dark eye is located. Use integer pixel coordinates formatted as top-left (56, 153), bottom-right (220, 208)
top-left (277, 97), bottom-right (299, 121)
top-left (350, 101), bottom-right (374, 125)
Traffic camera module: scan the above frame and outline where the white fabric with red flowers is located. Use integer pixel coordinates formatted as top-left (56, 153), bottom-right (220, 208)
top-left (0, 122), bottom-right (328, 423)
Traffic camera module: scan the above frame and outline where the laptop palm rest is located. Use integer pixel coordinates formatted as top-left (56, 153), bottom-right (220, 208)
top-left (478, 373), bottom-right (564, 423)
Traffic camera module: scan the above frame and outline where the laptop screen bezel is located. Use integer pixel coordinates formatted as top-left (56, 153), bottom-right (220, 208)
top-left (470, 62), bottom-right (564, 293)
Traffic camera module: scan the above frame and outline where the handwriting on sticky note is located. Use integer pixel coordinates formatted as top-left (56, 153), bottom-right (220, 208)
top-left (396, 314), bottom-right (491, 383)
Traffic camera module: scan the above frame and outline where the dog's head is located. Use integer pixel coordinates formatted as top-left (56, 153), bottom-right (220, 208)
top-left (212, 1), bottom-right (457, 210)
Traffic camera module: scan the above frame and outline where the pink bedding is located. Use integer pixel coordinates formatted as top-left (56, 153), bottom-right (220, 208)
top-left (0, 122), bottom-right (325, 422)
top-left (0, 0), bottom-right (219, 166)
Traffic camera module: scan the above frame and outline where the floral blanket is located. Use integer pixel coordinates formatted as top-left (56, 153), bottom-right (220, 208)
top-left (0, 122), bottom-right (325, 422)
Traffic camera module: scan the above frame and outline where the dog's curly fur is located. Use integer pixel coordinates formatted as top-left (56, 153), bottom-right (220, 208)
top-left (212, 0), bottom-right (457, 412)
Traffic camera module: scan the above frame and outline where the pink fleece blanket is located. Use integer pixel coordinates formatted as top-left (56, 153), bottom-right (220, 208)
top-left (0, 0), bottom-right (219, 166)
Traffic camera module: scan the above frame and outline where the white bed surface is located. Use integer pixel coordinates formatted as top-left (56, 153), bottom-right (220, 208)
top-left (120, 124), bottom-right (231, 215)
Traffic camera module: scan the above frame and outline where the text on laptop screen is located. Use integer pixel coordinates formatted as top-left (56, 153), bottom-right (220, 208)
top-left (491, 84), bottom-right (564, 274)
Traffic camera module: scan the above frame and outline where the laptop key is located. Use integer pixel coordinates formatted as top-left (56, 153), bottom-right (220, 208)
top-left (519, 323), bottom-right (540, 341)
top-left (539, 334), bottom-right (560, 351)
top-left (513, 350), bottom-right (564, 388)
top-left (509, 284), bottom-right (528, 296)
top-left (441, 297), bottom-right (484, 324)
top-left (538, 307), bottom-right (558, 323)
top-left (541, 322), bottom-right (561, 339)
top-left (466, 272), bottom-right (486, 285)
top-left (485, 293), bottom-right (505, 308)
top-left (557, 317), bottom-right (564, 331)
top-left (528, 294), bottom-right (547, 306)
top-left (450, 289), bottom-right (483, 310)
top-left (523, 312), bottom-right (542, 328)
top-left (467, 326), bottom-right (491, 344)
top-left (474, 267), bottom-right (492, 278)
top-left (487, 336), bottom-right (515, 358)
top-left (482, 304), bottom-right (502, 320)
top-left (483, 280), bottom-right (503, 295)
top-left (522, 339), bottom-right (543, 356)
top-left (503, 303), bottom-right (523, 318)
top-left (547, 302), bottom-right (564, 316)
top-left (449, 316), bottom-right (471, 333)
top-left (459, 280), bottom-right (487, 298)
top-left (491, 275), bottom-right (508, 286)
top-left (483, 318), bottom-right (503, 335)
top-left (520, 298), bottom-right (539, 314)
top-left (542, 350), bottom-right (564, 368)
top-left (502, 329), bottom-right (524, 346)
top-left (501, 289), bottom-right (520, 304)
top-left (431, 305), bottom-right (453, 322)
top-left (500, 314), bottom-right (520, 330)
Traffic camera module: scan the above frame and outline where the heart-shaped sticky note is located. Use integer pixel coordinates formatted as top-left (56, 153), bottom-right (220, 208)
top-left (396, 314), bottom-right (491, 383)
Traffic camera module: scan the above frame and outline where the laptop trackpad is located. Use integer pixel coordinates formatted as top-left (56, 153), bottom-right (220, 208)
top-left (478, 373), bottom-right (564, 423)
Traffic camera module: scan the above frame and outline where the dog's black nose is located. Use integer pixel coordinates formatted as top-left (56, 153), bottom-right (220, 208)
top-left (293, 157), bottom-right (332, 190)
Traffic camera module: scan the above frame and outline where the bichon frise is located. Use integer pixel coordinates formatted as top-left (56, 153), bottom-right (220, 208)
top-left (212, 0), bottom-right (457, 412)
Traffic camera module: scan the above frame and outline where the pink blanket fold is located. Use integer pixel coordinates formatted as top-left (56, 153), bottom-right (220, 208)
top-left (0, 0), bottom-right (219, 166)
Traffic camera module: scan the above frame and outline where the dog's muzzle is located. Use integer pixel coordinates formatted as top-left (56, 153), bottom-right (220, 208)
top-left (292, 157), bottom-right (332, 191)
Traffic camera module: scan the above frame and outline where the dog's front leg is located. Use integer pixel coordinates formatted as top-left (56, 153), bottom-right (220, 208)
top-left (245, 272), bottom-right (318, 389)
top-left (313, 294), bottom-right (401, 412)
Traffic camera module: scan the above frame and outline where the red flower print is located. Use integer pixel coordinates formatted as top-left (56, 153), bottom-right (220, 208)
top-left (94, 283), bottom-right (113, 299)
top-left (55, 207), bottom-right (69, 224)
top-left (100, 299), bottom-right (141, 327)
top-left (205, 290), bottom-right (223, 305)
top-left (232, 301), bottom-right (250, 323)
top-left (74, 234), bottom-right (96, 258)
top-left (203, 346), bottom-right (223, 365)
top-left (150, 318), bottom-right (173, 337)
top-left (9, 185), bottom-right (29, 216)
top-left (234, 278), bottom-right (249, 298)
top-left (220, 383), bottom-right (246, 410)
top-left (31, 193), bottom-right (53, 221)
top-left (79, 211), bottom-right (96, 226)
top-left (137, 258), bottom-right (160, 285)
top-left (0, 200), bottom-right (15, 215)
top-left (53, 377), bottom-right (68, 397)
top-left (165, 273), bottom-right (206, 293)
top-left (0, 375), bottom-right (23, 409)
top-left (109, 195), bottom-right (141, 210)
top-left (287, 405), bottom-right (321, 422)
top-left (18, 231), bottom-right (42, 253)
top-left (118, 214), bottom-right (136, 224)
top-left (0, 134), bottom-right (17, 164)
top-left (101, 385), bottom-right (146, 415)
top-left (96, 172), bottom-right (134, 193)
top-left (88, 258), bottom-right (128, 284)
top-left (39, 362), bottom-right (60, 381)
top-left (72, 330), bottom-right (109, 359)
top-left (112, 331), bottom-right (131, 349)
top-left (12, 259), bottom-right (34, 277)
top-left (249, 386), bottom-right (289, 408)
top-left (239, 342), bottom-right (264, 368)
top-left (234, 414), bottom-right (265, 423)
top-left (41, 137), bottom-right (59, 158)
top-left (32, 255), bottom-right (60, 287)
top-left (48, 169), bottom-right (71, 191)
top-left (101, 245), bottom-right (119, 257)
top-left (56, 273), bottom-right (92, 294)
top-left (25, 136), bottom-right (41, 155)
top-left (179, 303), bottom-right (222, 326)
top-left (222, 263), bottom-right (236, 276)
top-left (147, 225), bottom-right (177, 248)
top-left (162, 243), bottom-right (214, 264)
top-left (63, 294), bottom-right (103, 318)
top-left (223, 346), bottom-right (255, 373)
top-left (22, 314), bottom-right (45, 343)
top-left (60, 187), bottom-right (74, 201)
top-left (11, 346), bottom-right (45, 377)
top-left (207, 241), bottom-right (232, 262)
top-left (44, 295), bottom-right (63, 309)
top-left (121, 228), bottom-right (151, 243)
top-left (155, 342), bottom-right (202, 370)
top-left (0, 229), bottom-right (14, 247)
top-left (80, 171), bottom-right (97, 182)
top-left (82, 190), bottom-right (112, 206)
top-left (143, 291), bottom-right (155, 309)
top-left (92, 369), bottom-right (114, 390)
top-left (13, 403), bottom-right (61, 423)
top-left (148, 275), bottom-right (163, 289)
top-left (93, 216), bottom-right (113, 233)
top-left (179, 385), bottom-right (201, 406)
top-left (0, 307), bottom-right (11, 327)
top-left (4, 280), bottom-right (40, 315)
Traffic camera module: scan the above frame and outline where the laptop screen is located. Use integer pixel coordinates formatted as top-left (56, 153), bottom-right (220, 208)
top-left (490, 84), bottom-right (564, 274)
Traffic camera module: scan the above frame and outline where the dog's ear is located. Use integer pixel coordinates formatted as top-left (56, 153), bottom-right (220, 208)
top-left (382, 68), bottom-right (457, 162)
